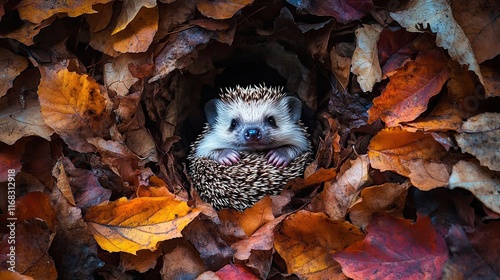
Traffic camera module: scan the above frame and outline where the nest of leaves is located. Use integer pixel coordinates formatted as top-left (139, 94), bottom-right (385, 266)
top-left (0, 0), bottom-right (499, 279)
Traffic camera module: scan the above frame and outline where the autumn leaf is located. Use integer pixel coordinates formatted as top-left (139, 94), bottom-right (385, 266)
top-left (368, 127), bottom-right (449, 190)
top-left (197, 0), bottom-right (254, 20)
top-left (215, 263), bottom-right (259, 279)
top-left (112, 6), bottom-right (158, 53)
top-left (285, 0), bottom-right (374, 24)
top-left (0, 48), bottom-right (28, 98)
top-left (18, 0), bottom-right (113, 24)
top-left (456, 112), bottom-right (500, 171)
top-left (103, 53), bottom-right (144, 96)
top-left (333, 214), bottom-right (448, 279)
top-left (84, 196), bottom-right (200, 254)
top-left (448, 161), bottom-right (500, 214)
top-left (37, 68), bottom-right (112, 153)
top-left (368, 48), bottom-right (450, 126)
top-left (351, 24), bottom-right (383, 92)
top-left (390, 0), bottom-right (484, 85)
top-left (274, 210), bottom-right (365, 279)
top-left (112, 0), bottom-right (157, 35)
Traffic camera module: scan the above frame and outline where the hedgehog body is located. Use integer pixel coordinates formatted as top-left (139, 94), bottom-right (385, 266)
top-left (188, 85), bottom-right (311, 211)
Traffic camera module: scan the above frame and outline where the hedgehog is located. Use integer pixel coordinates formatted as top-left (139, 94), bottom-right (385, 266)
top-left (188, 85), bottom-right (312, 211)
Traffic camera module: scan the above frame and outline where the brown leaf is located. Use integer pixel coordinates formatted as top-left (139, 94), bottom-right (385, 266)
top-left (0, 141), bottom-right (24, 182)
top-left (18, 0), bottom-right (112, 23)
top-left (466, 222), bottom-right (500, 275)
top-left (481, 65), bottom-right (500, 98)
top-left (37, 68), bottom-right (112, 152)
top-left (0, 48), bottom-right (28, 98)
top-left (404, 96), bottom-right (464, 132)
top-left (84, 196), bottom-right (200, 254)
top-left (334, 215), bottom-right (448, 279)
top-left (368, 127), bottom-right (449, 190)
top-left (0, 271), bottom-right (34, 280)
top-left (120, 249), bottom-right (162, 273)
top-left (215, 263), bottom-right (259, 280)
top-left (368, 48), bottom-right (450, 126)
top-left (351, 24), bottom-right (383, 92)
top-left (274, 210), bottom-right (364, 280)
top-left (0, 219), bottom-right (57, 279)
top-left (112, 0), bottom-right (157, 35)
top-left (160, 239), bottom-right (206, 279)
top-left (348, 181), bottom-right (410, 230)
top-left (112, 6), bottom-right (159, 53)
top-left (448, 160), bottom-right (500, 214)
top-left (390, 0), bottom-right (484, 85)
top-left (456, 112), bottom-right (500, 171)
top-left (149, 27), bottom-right (213, 83)
top-left (16, 192), bottom-right (57, 230)
top-left (451, 0), bottom-right (500, 63)
top-left (196, 0), bottom-right (254, 20)
top-left (104, 54), bottom-right (145, 96)
top-left (309, 155), bottom-right (371, 220)
top-left (442, 225), bottom-right (498, 279)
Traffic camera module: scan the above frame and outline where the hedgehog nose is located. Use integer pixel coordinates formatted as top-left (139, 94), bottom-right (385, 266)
top-left (245, 128), bottom-right (262, 141)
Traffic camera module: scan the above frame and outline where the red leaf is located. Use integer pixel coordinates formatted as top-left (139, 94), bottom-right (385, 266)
top-left (286, 0), bottom-right (374, 24)
top-left (215, 263), bottom-right (260, 280)
top-left (333, 214), bottom-right (448, 279)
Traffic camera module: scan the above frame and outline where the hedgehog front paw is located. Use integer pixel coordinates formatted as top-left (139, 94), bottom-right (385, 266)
top-left (266, 148), bottom-right (292, 167)
top-left (216, 149), bottom-right (241, 165)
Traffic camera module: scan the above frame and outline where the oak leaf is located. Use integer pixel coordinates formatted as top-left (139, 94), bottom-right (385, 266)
top-left (368, 48), bottom-right (450, 126)
top-left (368, 127), bottom-right (449, 190)
top-left (285, 0), bottom-right (374, 24)
top-left (84, 196), bottom-right (200, 254)
top-left (448, 161), bottom-right (500, 214)
top-left (274, 210), bottom-right (365, 280)
top-left (456, 112), bottom-right (500, 171)
top-left (351, 24), bottom-right (383, 92)
top-left (390, 0), bottom-right (484, 85)
top-left (333, 214), bottom-right (448, 279)
top-left (37, 68), bottom-right (112, 153)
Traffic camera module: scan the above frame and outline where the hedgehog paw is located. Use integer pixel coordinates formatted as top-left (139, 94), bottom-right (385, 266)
top-left (266, 148), bottom-right (292, 167)
top-left (217, 149), bottom-right (240, 165)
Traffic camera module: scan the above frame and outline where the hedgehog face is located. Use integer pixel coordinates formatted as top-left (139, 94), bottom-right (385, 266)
top-left (205, 95), bottom-right (303, 152)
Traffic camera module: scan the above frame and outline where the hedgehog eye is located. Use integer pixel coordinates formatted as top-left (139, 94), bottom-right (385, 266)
top-left (267, 116), bottom-right (276, 127)
top-left (230, 119), bottom-right (238, 129)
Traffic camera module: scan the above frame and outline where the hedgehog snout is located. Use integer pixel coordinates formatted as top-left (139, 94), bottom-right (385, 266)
top-left (244, 128), bottom-right (262, 142)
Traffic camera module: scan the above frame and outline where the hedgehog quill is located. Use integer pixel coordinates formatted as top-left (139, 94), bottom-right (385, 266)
top-left (188, 85), bottom-right (312, 211)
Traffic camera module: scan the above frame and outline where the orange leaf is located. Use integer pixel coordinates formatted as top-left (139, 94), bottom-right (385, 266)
top-left (368, 49), bottom-right (449, 126)
top-left (274, 210), bottom-right (364, 279)
top-left (196, 0), bottom-right (254, 20)
top-left (368, 127), bottom-right (449, 190)
top-left (16, 192), bottom-right (57, 230)
top-left (334, 214), bottom-right (448, 279)
top-left (112, 0), bottom-right (157, 35)
top-left (18, 0), bottom-right (113, 24)
top-left (113, 6), bottom-right (158, 53)
top-left (84, 197), bottom-right (200, 254)
top-left (37, 68), bottom-right (111, 152)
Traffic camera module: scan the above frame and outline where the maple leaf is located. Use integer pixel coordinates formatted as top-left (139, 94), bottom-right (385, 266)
top-left (333, 214), bottom-right (448, 279)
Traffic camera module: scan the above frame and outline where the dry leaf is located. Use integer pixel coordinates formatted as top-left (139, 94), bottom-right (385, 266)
top-left (120, 249), bottom-right (162, 273)
top-left (334, 215), bottom-right (448, 279)
top-left (390, 0), bottom-right (484, 85)
top-left (85, 196), bottom-right (200, 254)
top-left (448, 161), bottom-right (500, 214)
top-left (37, 68), bottom-right (112, 153)
top-left (351, 24), bottom-right (383, 92)
top-left (368, 127), bottom-right (449, 190)
top-left (456, 112), bottom-right (500, 171)
top-left (368, 48), bottom-right (450, 126)
top-left (349, 181), bottom-right (410, 230)
top-left (274, 210), bottom-right (365, 279)
top-left (196, 0), bottom-right (254, 20)
top-left (104, 54), bottom-right (144, 96)
top-left (112, 0), bottom-right (157, 35)
top-left (309, 155), bottom-right (371, 220)
top-left (0, 48), bottom-right (28, 98)
top-left (285, 0), bottom-right (374, 24)
top-left (113, 6), bottom-right (159, 53)
top-left (160, 239), bottom-right (206, 279)
top-left (18, 0), bottom-right (113, 24)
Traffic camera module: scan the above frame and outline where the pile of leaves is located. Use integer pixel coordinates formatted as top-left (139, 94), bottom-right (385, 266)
top-left (0, 0), bottom-right (499, 279)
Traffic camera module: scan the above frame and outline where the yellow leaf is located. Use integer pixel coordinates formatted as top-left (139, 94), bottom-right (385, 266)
top-left (112, 0), bottom-right (157, 35)
top-left (18, 0), bottom-right (113, 24)
top-left (84, 197), bottom-right (200, 254)
top-left (274, 211), bottom-right (364, 280)
top-left (37, 68), bottom-right (111, 152)
top-left (112, 6), bottom-right (158, 53)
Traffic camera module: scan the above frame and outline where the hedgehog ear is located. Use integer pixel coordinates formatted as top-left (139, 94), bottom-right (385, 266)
top-left (282, 96), bottom-right (302, 123)
top-left (205, 99), bottom-right (220, 126)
